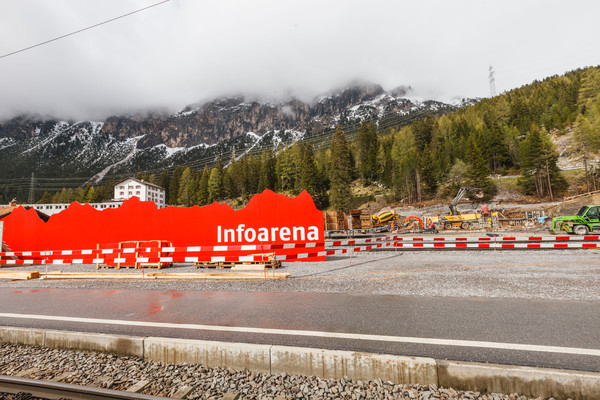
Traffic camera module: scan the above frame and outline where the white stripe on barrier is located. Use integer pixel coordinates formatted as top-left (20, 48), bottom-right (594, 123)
top-left (211, 256), bottom-right (225, 262)
top-left (185, 257), bottom-right (198, 262)
top-left (187, 246), bottom-right (201, 252)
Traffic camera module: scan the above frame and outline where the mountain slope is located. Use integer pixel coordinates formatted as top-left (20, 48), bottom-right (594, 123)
top-left (0, 84), bottom-right (464, 189)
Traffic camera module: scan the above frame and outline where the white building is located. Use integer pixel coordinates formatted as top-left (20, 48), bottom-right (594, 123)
top-left (17, 178), bottom-right (166, 217)
top-left (21, 201), bottom-right (123, 216)
top-left (113, 178), bottom-right (166, 208)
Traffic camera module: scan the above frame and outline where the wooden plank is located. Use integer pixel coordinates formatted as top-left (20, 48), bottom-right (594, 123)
top-left (126, 380), bottom-right (150, 393)
top-left (39, 271), bottom-right (289, 280)
top-left (0, 271), bottom-right (39, 280)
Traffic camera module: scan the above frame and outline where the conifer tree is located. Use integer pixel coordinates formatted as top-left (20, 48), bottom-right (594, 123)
top-left (329, 125), bottom-right (352, 211)
top-left (168, 166), bottom-right (184, 205)
top-left (84, 186), bottom-right (97, 203)
top-left (207, 157), bottom-right (224, 202)
top-left (358, 120), bottom-right (379, 184)
top-left (196, 167), bottom-right (210, 206)
top-left (37, 191), bottom-right (52, 204)
top-left (177, 167), bottom-right (196, 206)
top-left (466, 136), bottom-right (495, 198)
top-left (518, 126), bottom-right (566, 199)
top-left (160, 171), bottom-right (170, 196)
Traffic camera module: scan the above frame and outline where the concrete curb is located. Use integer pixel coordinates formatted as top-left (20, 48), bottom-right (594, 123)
top-left (270, 345), bottom-right (437, 385)
top-left (144, 337), bottom-right (271, 374)
top-left (0, 326), bottom-right (143, 357)
top-left (438, 360), bottom-right (600, 400)
top-left (1, 326), bottom-right (599, 400)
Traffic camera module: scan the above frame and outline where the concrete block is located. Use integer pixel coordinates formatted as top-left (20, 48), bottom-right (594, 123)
top-left (0, 326), bottom-right (45, 347)
top-left (44, 330), bottom-right (144, 357)
top-left (270, 345), bottom-right (437, 385)
top-left (437, 360), bottom-right (600, 400)
top-left (144, 337), bottom-right (271, 374)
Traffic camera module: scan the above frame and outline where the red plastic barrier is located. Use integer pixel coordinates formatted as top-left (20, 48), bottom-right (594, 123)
top-left (2, 190), bottom-right (325, 261)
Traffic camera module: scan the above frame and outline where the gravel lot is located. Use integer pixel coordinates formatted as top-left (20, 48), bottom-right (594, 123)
top-left (1, 248), bottom-right (599, 301)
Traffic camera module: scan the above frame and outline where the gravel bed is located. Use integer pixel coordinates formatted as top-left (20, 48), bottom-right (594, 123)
top-left (0, 343), bottom-right (552, 400)
top-left (1, 249), bottom-right (599, 301)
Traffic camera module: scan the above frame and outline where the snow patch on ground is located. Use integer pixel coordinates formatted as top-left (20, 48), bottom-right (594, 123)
top-left (90, 135), bottom-right (145, 183)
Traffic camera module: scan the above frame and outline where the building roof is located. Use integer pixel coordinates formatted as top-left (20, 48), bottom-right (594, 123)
top-left (114, 177), bottom-right (165, 191)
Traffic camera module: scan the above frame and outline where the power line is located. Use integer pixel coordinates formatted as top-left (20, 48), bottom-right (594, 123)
top-left (0, 0), bottom-right (171, 60)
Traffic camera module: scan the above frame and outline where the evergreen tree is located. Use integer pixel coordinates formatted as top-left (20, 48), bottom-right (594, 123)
top-left (208, 158), bottom-right (224, 202)
top-left (358, 120), bottom-right (379, 184)
top-left (84, 186), bottom-right (97, 203)
top-left (160, 171), bottom-right (170, 197)
top-left (466, 136), bottom-right (495, 198)
top-left (329, 125), bottom-right (352, 211)
top-left (37, 191), bottom-right (52, 204)
top-left (177, 167), bottom-right (196, 206)
top-left (196, 167), bottom-right (210, 206)
top-left (168, 166), bottom-right (184, 205)
top-left (299, 143), bottom-right (319, 192)
top-left (573, 114), bottom-right (600, 192)
top-left (275, 147), bottom-right (295, 191)
top-left (518, 126), bottom-right (566, 199)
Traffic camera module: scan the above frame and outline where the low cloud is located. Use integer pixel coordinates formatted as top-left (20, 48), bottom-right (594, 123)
top-left (0, 0), bottom-right (598, 120)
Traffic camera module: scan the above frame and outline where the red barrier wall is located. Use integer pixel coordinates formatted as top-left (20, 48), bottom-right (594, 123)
top-left (2, 190), bottom-right (324, 260)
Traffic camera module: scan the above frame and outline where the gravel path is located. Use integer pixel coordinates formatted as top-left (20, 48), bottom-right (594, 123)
top-left (0, 343), bottom-right (550, 400)
top-left (1, 249), bottom-right (599, 301)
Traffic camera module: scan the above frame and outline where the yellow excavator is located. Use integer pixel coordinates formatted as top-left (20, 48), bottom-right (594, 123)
top-left (439, 186), bottom-right (484, 230)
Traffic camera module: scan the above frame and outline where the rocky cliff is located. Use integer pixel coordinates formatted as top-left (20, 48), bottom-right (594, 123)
top-left (0, 83), bottom-right (467, 186)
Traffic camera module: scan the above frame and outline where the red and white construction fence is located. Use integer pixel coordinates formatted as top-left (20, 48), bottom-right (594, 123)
top-left (1, 235), bottom-right (598, 265)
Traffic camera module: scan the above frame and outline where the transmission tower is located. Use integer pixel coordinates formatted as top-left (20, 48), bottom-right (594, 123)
top-left (488, 65), bottom-right (497, 98)
top-left (28, 173), bottom-right (35, 204)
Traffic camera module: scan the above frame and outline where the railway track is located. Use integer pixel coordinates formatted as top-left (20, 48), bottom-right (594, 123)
top-left (0, 375), bottom-right (172, 400)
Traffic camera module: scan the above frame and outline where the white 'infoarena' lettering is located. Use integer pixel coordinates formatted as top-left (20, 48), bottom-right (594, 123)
top-left (217, 225), bottom-right (319, 243)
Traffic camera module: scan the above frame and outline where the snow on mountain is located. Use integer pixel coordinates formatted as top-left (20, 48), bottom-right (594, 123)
top-left (0, 84), bottom-right (467, 183)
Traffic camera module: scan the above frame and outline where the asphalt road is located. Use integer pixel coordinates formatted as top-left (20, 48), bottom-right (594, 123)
top-left (0, 287), bottom-right (598, 373)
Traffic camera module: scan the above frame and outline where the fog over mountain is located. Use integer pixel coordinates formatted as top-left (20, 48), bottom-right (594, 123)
top-left (0, 0), bottom-right (598, 120)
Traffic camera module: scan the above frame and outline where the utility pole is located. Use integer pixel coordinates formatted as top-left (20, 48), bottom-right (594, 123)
top-left (488, 65), bottom-right (497, 98)
top-left (28, 172), bottom-right (35, 204)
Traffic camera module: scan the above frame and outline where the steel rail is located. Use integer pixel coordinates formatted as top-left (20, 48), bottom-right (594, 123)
top-left (0, 375), bottom-right (171, 400)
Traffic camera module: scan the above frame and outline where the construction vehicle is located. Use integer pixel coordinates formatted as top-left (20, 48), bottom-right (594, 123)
top-left (552, 205), bottom-right (600, 235)
top-left (439, 186), bottom-right (484, 230)
top-left (368, 209), bottom-right (400, 232)
top-left (403, 216), bottom-right (423, 230)
top-left (372, 209), bottom-right (400, 227)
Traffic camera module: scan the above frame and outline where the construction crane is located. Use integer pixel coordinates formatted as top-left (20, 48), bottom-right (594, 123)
top-left (449, 186), bottom-right (484, 216)
top-left (440, 186), bottom-right (484, 230)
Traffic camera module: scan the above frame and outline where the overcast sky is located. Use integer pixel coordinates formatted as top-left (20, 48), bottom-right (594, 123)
top-left (0, 0), bottom-right (598, 120)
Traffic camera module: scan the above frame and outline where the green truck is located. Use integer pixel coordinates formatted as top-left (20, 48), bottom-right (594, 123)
top-left (552, 205), bottom-right (600, 235)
